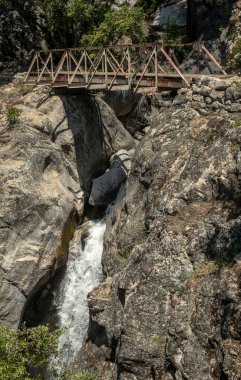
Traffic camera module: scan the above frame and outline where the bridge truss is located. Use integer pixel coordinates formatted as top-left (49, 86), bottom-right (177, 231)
top-left (24, 42), bottom-right (228, 93)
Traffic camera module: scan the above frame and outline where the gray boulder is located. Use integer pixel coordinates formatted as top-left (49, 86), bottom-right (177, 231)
top-left (89, 150), bottom-right (132, 206)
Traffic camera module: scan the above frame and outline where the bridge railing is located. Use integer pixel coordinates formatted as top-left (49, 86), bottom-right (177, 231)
top-left (24, 42), bottom-right (227, 92)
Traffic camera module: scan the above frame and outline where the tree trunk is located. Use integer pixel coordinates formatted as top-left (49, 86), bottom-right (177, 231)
top-left (187, 0), bottom-right (198, 41)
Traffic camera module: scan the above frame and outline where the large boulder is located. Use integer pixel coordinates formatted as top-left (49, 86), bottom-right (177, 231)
top-left (89, 150), bottom-right (132, 206)
top-left (153, 0), bottom-right (187, 28)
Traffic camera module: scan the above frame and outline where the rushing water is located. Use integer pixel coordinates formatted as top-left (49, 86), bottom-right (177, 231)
top-left (52, 185), bottom-right (125, 373)
top-left (55, 220), bottom-right (106, 368)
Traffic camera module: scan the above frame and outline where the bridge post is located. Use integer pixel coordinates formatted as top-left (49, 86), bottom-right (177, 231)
top-left (84, 50), bottom-right (88, 84)
top-left (37, 52), bottom-right (52, 83)
top-left (155, 45), bottom-right (158, 91)
top-left (127, 47), bottom-right (131, 89)
top-left (104, 48), bottom-right (108, 85)
top-left (134, 46), bottom-right (156, 93)
top-left (24, 51), bottom-right (38, 83)
top-left (50, 51), bottom-right (53, 82)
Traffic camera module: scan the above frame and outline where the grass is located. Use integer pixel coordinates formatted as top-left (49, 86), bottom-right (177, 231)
top-left (152, 334), bottom-right (166, 348)
top-left (192, 260), bottom-right (219, 277)
top-left (5, 106), bottom-right (22, 123)
top-left (230, 143), bottom-right (240, 154)
top-left (117, 247), bottom-right (130, 266)
top-left (233, 119), bottom-right (241, 127)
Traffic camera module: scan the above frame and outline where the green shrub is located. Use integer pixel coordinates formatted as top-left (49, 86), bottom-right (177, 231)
top-left (117, 247), bottom-right (130, 266)
top-left (5, 106), bottom-right (22, 123)
top-left (228, 38), bottom-right (241, 69)
top-left (0, 325), bottom-right (98, 380)
top-left (163, 20), bottom-right (184, 46)
top-left (81, 5), bottom-right (145, 46)
top-left (0, 324), bottom-right (61, 380)
top-left (137, 0), bottom-right (159, 16)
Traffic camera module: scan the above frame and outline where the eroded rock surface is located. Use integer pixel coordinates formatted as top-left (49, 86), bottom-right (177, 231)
top-left (85, 78), bottom-right (241, 380)
top-left (0, 83), bottom-right (134, 328)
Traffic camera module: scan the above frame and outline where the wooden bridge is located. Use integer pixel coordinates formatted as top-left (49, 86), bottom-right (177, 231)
top-left (24, 42), bottom-right (228, 93)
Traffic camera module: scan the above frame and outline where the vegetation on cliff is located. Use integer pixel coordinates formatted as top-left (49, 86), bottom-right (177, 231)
top-left (0, 324), bottom-right (97, 379)
top-left (0, 324), bottom-right (60, 379)
top-left (0, 0), bottom-right (240, 69)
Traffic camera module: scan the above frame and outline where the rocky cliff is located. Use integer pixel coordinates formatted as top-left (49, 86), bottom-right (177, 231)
top-left (1, 72), bottom-right (241, 380)
top-left (0, 82), bottom-right (134, 329)
top-left (84, 77), bottom-right (241, 380)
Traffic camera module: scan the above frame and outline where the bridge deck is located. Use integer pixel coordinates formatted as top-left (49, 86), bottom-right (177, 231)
top-left (24, 42), bottom-right (230, 93)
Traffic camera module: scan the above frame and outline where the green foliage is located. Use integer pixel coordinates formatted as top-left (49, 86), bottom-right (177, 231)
top-left (228, 38), bottom-right (241, 69)
top-left (81, 5), bottom-right (145, 46)
top-left (34, 1), bottom-right (145, 47)
top-left (0, 325), bottom-right (61, 380)
top-left (5, 106), bottom-right (21, 123)
top-left (137, 0), bottom-right (159, 16)
top-left (0, 325), bottom-right (98, 380)
top-left (190, 260), bottom-right (219, 280)
top-left (163, 20), bottom-right (184, 45)
top-left (230, 143), bottom-right (240, 154)
top-left (117, 247), bottom-right (130, 266)
top-left (152, 334), bottom-right (166, 348)
top-left (234, 119), bottom-right (241, 127)
top-left (65, 0), bottom-right (111, 42)
top-left (38, 0), bottom-right (70, 45)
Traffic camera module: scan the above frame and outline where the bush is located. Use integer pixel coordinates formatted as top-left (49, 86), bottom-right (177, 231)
top-left (0, 324), bottom-right (61, 380)
top-left (163, 20), bottom-right (184, 45)
top-left (0, 325), bottom-right (98, 380)
top-left (228, 38), bottom-right (241, 69)
top-left (137, 0), bottom-right (159, 16)
top-left (5, 106), bottom-right (22, 123)
top-left (81, 5), bottom-right (145, 46)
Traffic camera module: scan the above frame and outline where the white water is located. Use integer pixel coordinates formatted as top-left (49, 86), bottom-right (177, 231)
top-left (55, 220), bottom-right (106, 367)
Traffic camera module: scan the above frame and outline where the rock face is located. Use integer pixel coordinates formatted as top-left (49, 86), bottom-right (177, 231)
top-left (85, 77), bottom-right (241, 380)
top-left (0, 82), bottom-right (134, 328)
top-left (153, 0), bottom-right (187, 28)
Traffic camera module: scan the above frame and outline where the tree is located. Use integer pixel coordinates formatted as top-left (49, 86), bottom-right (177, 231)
top-left (81, 5), bottom-right (145, 46)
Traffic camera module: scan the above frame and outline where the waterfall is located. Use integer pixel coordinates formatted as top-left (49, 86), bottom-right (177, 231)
top-left (51, 185), bottom-right (125, 373)
top-left (54, 220), bottom-right (106, 368)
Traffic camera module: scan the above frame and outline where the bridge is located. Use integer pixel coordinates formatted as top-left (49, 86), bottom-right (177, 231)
top-left (24, 42), bottom-right (228, 93)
